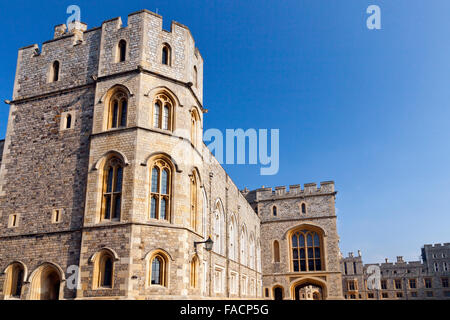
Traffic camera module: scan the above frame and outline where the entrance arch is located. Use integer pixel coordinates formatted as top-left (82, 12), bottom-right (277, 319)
top-left (291, 278), bottom-right (327, 300)
top-left (273, 286), bottom-right (284, 300)
top-left (29, 263), bottom-right (64, 300)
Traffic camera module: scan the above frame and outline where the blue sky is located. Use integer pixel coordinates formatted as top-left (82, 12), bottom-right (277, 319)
top-left (0, 0), bottom-right (449, 263)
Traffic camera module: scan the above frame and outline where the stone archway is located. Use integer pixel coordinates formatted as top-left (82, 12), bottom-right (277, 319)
top-left (29, 264), bottom-right (63, 300)
top-left (291, 278), bottom-right (327, 300)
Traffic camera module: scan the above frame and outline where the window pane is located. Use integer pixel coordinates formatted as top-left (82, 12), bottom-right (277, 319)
top-left (161, 198), bottom-right (167, 220)
top-left (308, 259), bottom-right (315, 271)
top-left (299, 234), bottom-right (305, 247)
top-left (113, 195), bottom-right (121, 219)
top-left (103, 258), bottom-right (113, 287)
top-left (315, 247), bottom-right (321, 258)
top-left (315, 259), bottom-right (322, 271)
top-left (104, 195), bottom-right (111, 219)
top-left (163, 105), bottom-right (169, 130)
top-left (292, 234), bottom-right (298, 248)
top-left (300, 248), bottom-right (306, 259)
top-left (151, 168), bottom-right (159, 193)
top-left (154, 103), bottom-right (161, 127)
top-left (314, 233), bottom-right (320, 246)
top-left (300, 260), bottom-right (306, 271)
top-left (293, 260), bottom-right (299, 272)
top-left (308, 248), bottom-right (314, 259)
top-left (161, 169), bottom-right (169, 194)
top-left (107, 167), bottom-right (114, 192)
top-left (112, 101), bottom-right (119, 128)
top-left (120, 100), bottom-right (127, 127)
top-left (66, 114), bottom-right (72, 129)
top-left (115, 167), bottom-right (123, 192)
top-left (152, 258), bottom-right (161, 285)
top-left (162, 47), bottom-right (168, 65)
top-left (150, 197), bottom-right (157, 219)
top-left (307, 234), bottom-right (313, 247)
top-left (293, 249), bottom-right (298, 259)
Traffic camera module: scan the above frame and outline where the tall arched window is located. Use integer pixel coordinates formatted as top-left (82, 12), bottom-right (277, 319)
top-left (301, 203), bottom-right (307, 214)
top-left (162, 44), bottom-right (171, 65)
top-left (213, 201), bottom-right (224, 255)
top-left (94, 250), bottom-right (115, 289)
top-left (273, 206), bottom-right (277, 217)
top-left (66, 114), bottom-right (72, 129)
top-left (229, 216), bottom-right (238, 261)
top-left (101, 157), bottom-right (124, 221)
top-left (240, 226), bottom-right (248, 266)
top-left (149, 253), bottom-right (167, 286)
top-left (249, 236), bottom-right (255, 269)
top-left (256, 242), bottom-right (261, 272)
top-left (118, 40), bottom-right (127, 62)
top-left (191, 109), bottom-right (200, 148)
top-left (291, 229), bottom-right (323, 272)
top-left (50, 61), bottom-right (60, 82)
top-left (108, 90), bottom-right (128, 129)
top-left (273, 240), bottom-right (281, 263)
top-left (190, 172), bottom-right (198, 231)
top-left (190, 256), bottom-right (199, 288)
top-left (3, 263), bottom-right (25, 298)
top-left (153, 93), bottom-right (173, 131)
top-left (150, 159), bottom-right (172, 221)
top-left (202, 189), bottom-right (208, 238)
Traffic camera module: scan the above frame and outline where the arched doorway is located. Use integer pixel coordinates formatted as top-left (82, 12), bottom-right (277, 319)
top-left (29, 264), bottom-right (62, 300)
top-left (273, 286), bottom-right (284, 300)
top-left (294, 283), bottom-right (323, 300)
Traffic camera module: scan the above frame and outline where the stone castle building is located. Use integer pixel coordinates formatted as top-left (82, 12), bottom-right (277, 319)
top-left (341, 243), bottom-right (450, 300)
top-left (7, 9), bottom-right (447, 301)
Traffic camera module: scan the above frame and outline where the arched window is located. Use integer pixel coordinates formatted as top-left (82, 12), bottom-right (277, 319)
top-left (150, 159), bottom-right (172, 221)
top-left (190, 256), bottom-right (199, 288)
top-left (153, 93), bottom-right (173, 131)
top-left (301, 203), bottom-right (307, 214)
top-left (191, 109), bottom-right (200, 148)
top-left (3, 263), bottom-right (25, 298)
top-left (118, 40), bottom-right (127, 62)
top-left (434, 262), bottom-right (439, 272)
top-left (273, 286), bottom-right (284, 300)
top-left (162, 44), bottom-right (171, 65)
top-left (202, 189), bottom-right (208, 238)
top-left (229, 216), bottom-right (238, 261)
top-left (193, 66), bottom-right (198, 88)
top-left (249, 236), bottom-right (255, 269)
top-left (273, 240), bottom-right (280, 263)
top-left (108, 90), bottom-right (128, 129)
top-left (273, 206), bottom-right (277, 217)
top-left (66, 114), bottom-right (72, 129)
top-left (149, 253), bottom-right (167, 286)
top-left (50, 61), bottom-right (60, 82)
top-left (94, 250), bottom-right (115, 289)
top-left (256, 242), bottom-right (261, 272)
top-left (190, 172), bottom-right (198, 231)
top-left (240, 226), bottom-right (248, 266)
top-left (101, 157), bottom-right (124, 221)
top-left (291, 229), bottom-right (323, 272)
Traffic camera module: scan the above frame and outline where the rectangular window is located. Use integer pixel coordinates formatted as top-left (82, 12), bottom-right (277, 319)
top-left (214, 266), bottom-right (224, 294)
top-left (348, 280), bottom-right (356, 291)
top-left (265, 288), bottom-right (270, 298)
top-left (442, 278), bottom-right (449, 288)
top-left (8, 214), bottom-right (19, 228)
top-left (381, 280), bottom-right (387, 290)
top-left (425, 278), bottom-right (432, 289)
top-left (409, 279), bottom-right (416, 289)
top-left (368, 292), bottom-right (374, 299)
top-left (241, 276), bottom-right (248, 295)
top-left (394, 279), bottom-right (402, 290)
top-left (229, 272), bottom-right (238, 295)
top-left (52, 209), bottom-right (63, 224)
top-left (382, 292), bottom-right (388, 299)
top-left (396, 292), bottom-right (403, 298)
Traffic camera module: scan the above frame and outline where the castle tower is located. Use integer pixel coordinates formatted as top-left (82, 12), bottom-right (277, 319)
top-left (0, 10), bottom-right (262, 300)
top-left (244, 182), bottom-right (344, 300)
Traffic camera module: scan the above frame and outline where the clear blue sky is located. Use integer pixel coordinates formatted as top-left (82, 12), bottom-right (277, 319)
top-left (0, 0), bottom-right (449, 263)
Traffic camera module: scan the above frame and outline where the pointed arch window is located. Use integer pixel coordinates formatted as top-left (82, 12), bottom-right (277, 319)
top-left (153, 93), bottom-right (173, 131)
top-left (240, 227), bottom-right (248, 266)
top-left (150, 159), bottom-right (171, 221)
top-left (190, 256), bottom-right (199, 288)
top-left (291, 230), bottom-right (323, 272)
top-left (101, 157), bottom-right (124, 221)
top-left (229, 217), bottom-right (238, 261)
top-left (66, 114), bottom-right (72, 129)
top-left (94, 251), bottom-right (115, 289)
top-left (249, 237), bottom-right (255, 269)
top-left (149, 253), bottom-right (167, 286)
top-left (118, 40), bottom-right (127, 62)
top-left (191, 109), bottom-right (200, 148)
top-left (273, 206), bottom-right (277, 217)
top-left (108, 90), bottom-right (128, 129)
top-left (190, 172), bottom-right (198, 231)
top-left (301, 203), bottom-right (307, 214)
top-left (274, 240), bottom-right (281, 263)
top-left (162, 44), bottom-right (171, 66)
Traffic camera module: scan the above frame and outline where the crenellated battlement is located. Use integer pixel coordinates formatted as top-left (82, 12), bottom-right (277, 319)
top-left (251, 181), bottom-right (335, 201)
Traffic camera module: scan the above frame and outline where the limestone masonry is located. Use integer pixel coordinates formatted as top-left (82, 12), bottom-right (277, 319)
top-left (0, 10), bottom-right (447, 300)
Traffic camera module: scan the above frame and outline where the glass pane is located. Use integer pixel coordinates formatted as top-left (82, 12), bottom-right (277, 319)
top-left (293, 249), bottom-right (299, 259)
top-left (152, 258), bottom-right (161, 284)
top-left (161, 198), bottom-right (167, 220)
top-left (314, 233), bottom-right (320, 246)
top-left (307, 234), bottom-right (313, 247)
top-left (293, 260), bottom-right (299, 272)
top-left (113, 195), bottom-right (121, 219)
top-left (112, 101), bottom-right (119, 128)
top-left (161, 169), bottom-right (169, 194)
top-left (308, 248), bottom-right (314, 259)
top-left (115, 167), bottom-right (123, 192)
top-left (104, 195), bottom-right (111, 219)
top-left (300, 248), bottom-right (306, 259)
top-left (315, 247), bottom-right (321, 258)
top-left (107, 167), bottom-right (114, 192)
top-left (103, 258), bottom-right (112, 287)
top-left (162, 48), bottom-right (168, 65)
top-left (292, 234), bottom-right (298, 248)
top-left (154, 103), bottom-right (160, 127)
top-left (150, 197), bottom-right (157, 219)
top-left (151, 168), bottom-right (159, 193)
top-left (315, 259), bottom-right (322, 271)
top-left (300, 260), bottom-right (306, 271)
top-left (299, 234), bottom-right (305, 247)
top-left (308, 259), bottom-right (315, 271)
top-left (163, 105), bottom-right (169, 130)
top-left (120, 100), bottom-right (127, 127)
